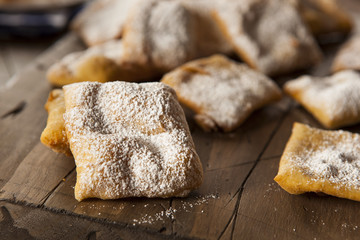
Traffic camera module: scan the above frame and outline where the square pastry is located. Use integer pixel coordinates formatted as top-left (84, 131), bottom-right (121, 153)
top-left (212, 0), bottom-right (322, 76)
top-left (161, 55), bottom-right (282, 132)
top-left (62, 81), bottom-right (203, 201)
top-left (275, 123), bottom-right (360, 202)
top-left (284, 70), bottom-right (360, 129)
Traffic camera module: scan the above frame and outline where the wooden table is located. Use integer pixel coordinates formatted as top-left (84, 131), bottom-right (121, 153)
top-left (1, 2), bottom-right (360, 239)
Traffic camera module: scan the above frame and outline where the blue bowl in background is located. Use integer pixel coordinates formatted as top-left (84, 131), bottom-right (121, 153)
top-left (0, 0), bottom-right (86, 39)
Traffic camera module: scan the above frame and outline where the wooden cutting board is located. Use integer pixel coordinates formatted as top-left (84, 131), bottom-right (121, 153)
top-left (2, 7), bottom-right (360, 239)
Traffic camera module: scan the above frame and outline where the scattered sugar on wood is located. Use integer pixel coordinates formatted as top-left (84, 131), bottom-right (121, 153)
top-left (132, 194), bottom-right (218, 226)
top-left (264, 182), bottom-right (281, 198)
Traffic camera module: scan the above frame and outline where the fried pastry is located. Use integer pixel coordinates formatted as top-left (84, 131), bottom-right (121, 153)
top-left (212, 0), bottom-right (322, 76)
top-left (161, 55), bottom-right (282, 132)
top-left (48, 0), bottom-right (200, 86)
top-left (275, 122), bottom-right (360, 202)
top-left (40, 89), bottom-right (71, 156)
top-left (71, 0), bottom-right (135, 46)
top-left (293, 0), bottom-right (353, 36)
top-left (284, 70), bottom-right (360, 129)
top-left (121, 0), bottom-right (197, 72)
top-left (332, 35), bottom-right (360, 73)
top-left (63, 81), bottom-right (203, 201)
top-left (179, 0), bottom-right (233, 57)
top-left (47, 40), bottom-right (158, 87)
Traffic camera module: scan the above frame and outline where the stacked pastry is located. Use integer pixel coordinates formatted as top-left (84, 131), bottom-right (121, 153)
top-left (41, 0), bottom-right (360, 202)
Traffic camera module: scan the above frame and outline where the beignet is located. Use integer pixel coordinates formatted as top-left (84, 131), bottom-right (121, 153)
top-left (63, 81), bottom-right (203, 201)
top-left (161, 55), bottom-right (282, 132)
top-left (275, 123), bottom-right (360, 202)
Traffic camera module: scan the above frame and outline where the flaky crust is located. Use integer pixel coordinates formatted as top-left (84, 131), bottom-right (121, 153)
top-left (63, 81), bottom-right (203, 201)
top-left (212, 0), bottom-right (322, 76)
top-left (40, 89), bottom-right (72, 157)
top-left (284, 70), bottom-right (360, 129)
top-left (161, 55), bottom-right (282, 132)
top-left (275, 123), bottom-right (360, 202)
top-left (332, 35), bottom-right (360, 73)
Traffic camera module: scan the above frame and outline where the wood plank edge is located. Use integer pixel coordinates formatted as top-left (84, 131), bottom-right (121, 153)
top-left (222, 103), bottom-right (293, 239)
top-left (0, 198), bottom-right (198, 240)
top-left (39, 167), bottom-right (76, 206)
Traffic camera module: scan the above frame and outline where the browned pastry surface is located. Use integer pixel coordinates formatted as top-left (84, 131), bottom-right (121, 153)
top-left (46, 40), bottom-right (159, 87)
top-left (40, 89), bottom-right (71, 156)
top-left (275, 123), bottom-right (360, 202)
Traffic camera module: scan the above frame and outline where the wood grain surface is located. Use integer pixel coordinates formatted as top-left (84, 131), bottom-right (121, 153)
top-left (1, 1), bottom-right (360, 239)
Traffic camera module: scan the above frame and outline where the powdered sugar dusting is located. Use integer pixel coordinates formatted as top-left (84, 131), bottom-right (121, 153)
top-left (214, 0), bottom-right (321, 76)
top-left (72, 0), bottom-right (135, 46)
top-left (122, 0), bottom-right (196, 71)
top-left (63, 81), bottom-right (203, 201)
top-left (162, 55), bottom-right (281, 131)
top-left (285, 70), bottom-right (360, 125)
top-left (288, 126), bottom-right (360, 190)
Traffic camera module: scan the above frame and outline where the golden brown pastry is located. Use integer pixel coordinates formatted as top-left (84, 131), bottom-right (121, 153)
top-left (40, 89), bottom-right (71, 157)
top-left (284, 70), bottom-right (360, 129)
top-left (47, 0), bottom-right (202, 86)
top-left (46, 40), bottom-right (158, 87)
top-left (71, 0), bottom-right (135, 46)
top-left (332, 35), bottom-right (360, 73)
top-left (212, 0), bottom-right (322, 76)
top-left (275, 122), bottom-right (360, 202)
top-left (161, 55), bottom-right (282, 132)
top-left (293, 0), bottom-right (353, 36)
top-left (63, 81), bottom-right (203, 201)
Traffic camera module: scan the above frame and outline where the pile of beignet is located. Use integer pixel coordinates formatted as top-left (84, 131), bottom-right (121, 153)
top-left (42, 0), bottom-right (360, 202)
